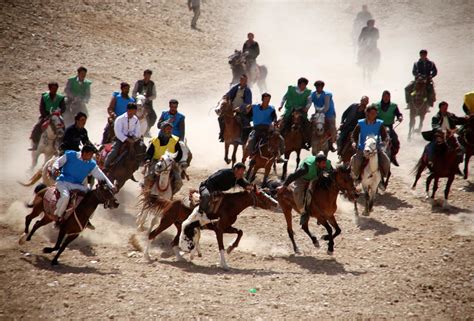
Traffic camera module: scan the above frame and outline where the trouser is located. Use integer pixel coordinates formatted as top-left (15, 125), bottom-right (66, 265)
top-left (55, 181), bottom-right (89, 217)
top-left (30, 117), bottom-right (46, 145)
top-left (327, 117), bottom-right (337, 144)
top-left (104, 139), bottom-right (123, 168)
top-left (337, 128), bottom-right (351, 154)
top-left (387, 125), bottom-right (400, 155)
top-left (191, 5), bottom-right (200, 28)
top-left (198, 184), bottom-right (211, 213)
top-left (218, 116), bottom-right (225, 138)
top-left (350, 149), bottom-right (391, 179)
top-left (145, 104), bottom-right (157, 129)
top-left (293, 178), bottom-right (310, 212)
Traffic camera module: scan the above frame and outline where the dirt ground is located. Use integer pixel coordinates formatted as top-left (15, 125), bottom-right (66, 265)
top-left (0, 0), bottom-right (473, 319)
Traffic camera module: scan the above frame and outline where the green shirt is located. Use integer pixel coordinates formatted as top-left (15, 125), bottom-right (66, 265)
top-left (283, 85), bottom-right (311, 118)
top-left (67, 76), bottom-right (92, 98)
top-left (42, 92), bottom-right (65, 114)
top-left (300, 156), bottom-right (332, 181)
top-left (375, 102), bottom-right (398, 125)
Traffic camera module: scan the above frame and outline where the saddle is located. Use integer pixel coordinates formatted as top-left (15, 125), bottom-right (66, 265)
top-left (97, 143), bottom-right (113, 169)
top-left (186, 190), bottom-right (224, 215)
top-left (41, 119), bottom-right (51, 131)
top-left (43, 186), bottom-right (86, 220)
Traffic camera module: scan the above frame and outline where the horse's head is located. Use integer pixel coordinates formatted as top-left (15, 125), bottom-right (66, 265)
top-left (433, 129), bottom-right (446, 145)
top-left (228, 50), bottom-right (243, 66)
top-left (290, 110), bottom-right (304, 129)
top-left (50, 111), bottom-right (65, 137)
top-left (250, 185), bottom-right (279, 210)
top-left (334, 165), bottom-right (358, 202)
top-left (131, 139), bottom-right (147, 161)
top-left (216, 96), bottom-right (233, 116)
top-left (154, 151), bottom-right (176, 175)
top-left (363, 135), bottom-right (378, 158)
top-left (95, 181), bottom-right (119, 209)
top-left (311, 110), bottom-right (326, 136)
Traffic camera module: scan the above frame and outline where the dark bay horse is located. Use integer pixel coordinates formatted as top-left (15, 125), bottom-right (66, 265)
top-left (228, 49), bottom-right (268, 93)
top-left (280, 111), bottom-right (305, 180)
top-left (408, 76), bottom-right (430, 140)
top-left (268, 166), bottom-right (357, 255)
top-left (459, 115), bottom-right (474, 179)
top-left (217, 97), bottom-right (243, 167)
top-left (412, 130), bottom-right (460, 208)
top-left (339, 130), bottom-right (357, 165)
top-left (19, 182), bottom-right (119, 265)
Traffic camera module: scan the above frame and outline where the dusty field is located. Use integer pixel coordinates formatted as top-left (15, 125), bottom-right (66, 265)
top-left (0, 0), bottom-right (473, 319)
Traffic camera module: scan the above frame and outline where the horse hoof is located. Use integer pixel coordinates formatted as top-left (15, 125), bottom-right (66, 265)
top-left (327, 250), bottom-right (334, 256)
top-left (313, 241), bottom-right (320, 249)
top-left (322, 235), bottom-right (330, 241)
top-left (176, 255), bottom-right (186, 262)
top-left (442, 200), bottom-right (450, 210)
top-left (43, 247), bottom-right (54, 254)
top-left (219, 264), bottom-right (230, 271)
top-left (224, 159), bottom-right (231, 165)
top-left (362, 211), bottom-right (369, 217)
top-left (18, 233), bottom-right (27, 245)
top-left (51, 259), bottom-right (59, 266)
top-left (226, 246), bottom-right (234, 254)
top-left (294, 248), bottom-right (302, 255)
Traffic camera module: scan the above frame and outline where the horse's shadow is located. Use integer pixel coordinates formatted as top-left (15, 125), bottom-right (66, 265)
top-left (461, 181), bottom-right (474, 192)
top-left (20, 255), bottom-right (120, 276)
top-left (375, 192), bottom-right (414, 210)
top-left (356, 216), bottom-right (399, 236)
top-left (281, 255), bottom-right (366, 276)
top-left (431, 203), bottom-right (473, 215)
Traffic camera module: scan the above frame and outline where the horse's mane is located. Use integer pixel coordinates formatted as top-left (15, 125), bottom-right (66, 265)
top-left (336, 164), bottom-right (351, 173)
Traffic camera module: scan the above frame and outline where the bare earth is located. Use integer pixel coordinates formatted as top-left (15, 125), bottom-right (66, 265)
top-left (0, 0), bottom-right (473, 319)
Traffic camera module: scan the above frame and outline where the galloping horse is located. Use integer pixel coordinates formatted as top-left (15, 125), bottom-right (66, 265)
top-left (339, 130), bottom-right (357, 165)
top-left (412, 130), bottom-right (461, 208)
top-left (216, 97), bottom-right (243, 167)
top-left (228, 49), bottom-right (268, 93)
top-left (179, 187), bottom-right (278, 270)
top-left (19, 181), bottom-right (119, 265)
top-left (358, 39), bottom-right (380, 83)
top-left (356, 135), bottom-right (382, 216)
top-left (408, 76), bottom-right (430, 140)
top-left (268, 166), bottom-right (357, 255)
top-left (31, 111), bottom-right (65, 169)
top-left (280, 110), bottom-right (305, 180)
top-left (135, 94), bottom-right (149, 137)
top-left (459, 115), bottom-right (474, 179)
top-left (311, 110), bottom-right (330, 156)
top-left (63, 97), bottom-right (87, 127)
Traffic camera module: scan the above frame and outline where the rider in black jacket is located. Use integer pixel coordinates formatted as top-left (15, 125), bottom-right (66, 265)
top-left (60, 112), bottom-right (94, 153)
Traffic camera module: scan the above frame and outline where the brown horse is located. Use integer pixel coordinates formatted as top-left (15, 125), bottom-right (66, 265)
top-left (267, 166), bottom-right (357, 255)
top-left (242, 129), bottom-right (281, 184)
top-left (412, 130), bottom-right (460, 208)
top-left (217, 97), bottom-right (243, 167)
top-left (339, 131), bottom-right (357, 165)
top-left (459, 115), bottom-right (474, 179)
top-left (179, 187), bottom-right (278, 269)
top-left (280, 110), bottom-right (305, 180)
top-left (408, 76), bottom-right (430, 140)
top-left (19, 181), bottom-right (119, 265)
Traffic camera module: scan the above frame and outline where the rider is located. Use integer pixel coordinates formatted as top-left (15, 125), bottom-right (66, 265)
top-left (242, 32), bottom-right (260, 75)
top-left (405, 49), bottom-right (438, 108)
top-left (193, 162), bottom-right (253, 226)
top-left (278, 77), bottom-right (312, 149)
top-left (132, 69), bottom-right (157, 137)
top-left (64, 66), bottom-right (92, 126)
top-left (350, 105), bottom-right (391, 187)
top-left (357, 19), bottom-right (379, 64)
top-left (143, 122), bottom-right (183, 194)
top-left (29, 82), bottom-right (66, 151)
top-left (157, 99), bottom-right (186, 141)
top-left (102, 82), bottom-right (136, 144)
top-left (375, 90), bottom-right (403, 167)
top-left (277, 152), bottom-right (333, 225)
top-left (60, 112), bottom-right (94, 153)
top-left (218, 74), bottom-right (252, 143)
top-left (311, 80), bottom-right (337, 152)
top-left (52, 144), bottom-right (114, 225)
top-left (104, 102), bottom-right (142, 172)
top-left (337, 96), bottom-right (369, 156)
top-left (463, 91), bottom-right (474, 115)
top-left (244, 93), bottom-right (287, 163)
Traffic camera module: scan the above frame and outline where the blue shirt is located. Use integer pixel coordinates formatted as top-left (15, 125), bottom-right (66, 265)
top-left (160, 111), bottom-right (185, 138)
top-left (358, 119), bottom-right (383, 150)
top-left (57, 151), bottom-right (97, 184)
top-left (113, 91), bottom-right (135, 116)
top-left (311, 91), bottom-right (335, 118)
top-left (251, 104), bottom-right (276, 126)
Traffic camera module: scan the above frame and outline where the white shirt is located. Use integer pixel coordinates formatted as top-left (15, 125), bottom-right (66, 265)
top-left (53, 152), bottom-right (114, 189)
top-left (114, 113), bottom-right (141, 142)
top-left (441, 116), bottom-right (450, 131)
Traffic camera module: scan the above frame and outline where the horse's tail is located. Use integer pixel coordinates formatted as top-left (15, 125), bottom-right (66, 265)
top-left (18, 169), bottom-right (42, 187)
top-left (25, 183), bottom-right (48, 208)
top-left (259, 65), bottom-right (268, 80)
top-left (411, 156), bottom-right (425, 176)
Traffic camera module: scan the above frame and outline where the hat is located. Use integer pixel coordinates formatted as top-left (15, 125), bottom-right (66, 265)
top-left (160, 121), bottom-right (173, 129)
top-left (169, 99), bottom-right (179, 105)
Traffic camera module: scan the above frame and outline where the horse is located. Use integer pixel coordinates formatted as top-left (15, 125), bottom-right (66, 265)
top-left (228, 49), bottom-right (268, 93)
top-left (63, 97), bottom-right (87, 127)
top-left (408, 76), bottom-right (430, 140)
top-left (19, 181), bottom-right (119, 265)
top-left (179, 187), bottom-right (278, 270)
top-left (412, 130), bottom-right (461, 209)
top-left (358, 40), bottom-right (380, 83)
top-left (266, 166), bottom-right (357, 255)
top-left (356, 135), bottom-right (382, 216)
top-left (242, 129), bottom-right (281, 184)
top-left (216, 97), bottom-right (243, 167)
top-left (105, 139), bottom-right (147, 191)
top-left (280, 110), bottom-right (305, 180)
top-left (31, 112), bottom-right (65, 170)
top-left (310, 110), bottom-right (330, 156)
top-left (135, 94), bottom-right (149, 137)
top-left (21, 155), bottom-right (57, 188)
top-left (459, 115), bottom-right (474, 179)
top-left (339, 130), bottom-right (357, 165)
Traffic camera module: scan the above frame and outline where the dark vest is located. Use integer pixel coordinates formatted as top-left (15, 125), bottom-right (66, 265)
top-left (136, 80), bottom-right (155, 106)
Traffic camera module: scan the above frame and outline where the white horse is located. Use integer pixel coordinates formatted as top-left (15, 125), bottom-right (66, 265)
top-left (31, 112), bottom-right (65, 170)
top-left (63, 97), bottom-right (87, 127)
top-left (311, 109), bottom-right (329, 156)
top-left (357, 135), bottom-right (382, 216)
top-left (135, 94), bottom-right (149, 137)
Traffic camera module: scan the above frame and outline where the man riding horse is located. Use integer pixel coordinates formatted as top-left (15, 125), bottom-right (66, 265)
top-left (405, 49), bottom-right (438, 108)
top-left (242, 32), bottom-right (260, 79)
top-left (103, 102), bottom-right (142, 172)
top-left (102, 82), bottom-right (136, 144)
top-left (357, 19), bottom-right (379, 64)
top-left (60, 112), bottom-right (94, 153)
top-left (218, 74), bottom-right (252, 144)
top-left (132, 69), bottom-right (157, 137)
top-left (278, 77), bottom-right (312, 149)
top-left (29, 82), bottom-right (66, 151)
top-left (143, 122), bottom-right (183, 194)
top-left (277, 153), bottom-right (333, 225)
top-left (244, 92), bottom-right (287, 163)
top-left (311, 80), bottom-right (337, 152)
top-left (375, 90), bottom-right (403, 167)
top-left (337, 96), bottom-right (369, 157)
top-left (157, 99), bottom-right (185, 141)
top-left (52, 144), bottom-right (114, 227)
top-left (64, 66), bottom-right (92, 127)
top-left (350, 105), bottom-right (391, 188)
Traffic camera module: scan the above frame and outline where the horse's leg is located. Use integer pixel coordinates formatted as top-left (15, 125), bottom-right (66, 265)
top-left (301, 219), bottom-right (320, 248)
top-left (43, 229), bottom-right (66, 254)
top-left (281, 152), bottom-right (290, 180)
top-left (412, 159), bottom-right (427, 189)
top-left (418, 112), bottom-right (426, 133)
top-left (25, 216), bottom-right (52, 242)
top-left (430, 175), bottom-right (439, 203)
top-left (322, 221), bottom-right (334, 255)
top-left (443, 175), bottom-right (455, 209)
top-left (215, 228), bottom-right (229, 270)
top-left (425, 173), bottom-right (434, 199)
top-left (224, 142), bottom-right (230, 164)
top-left (363, 190), bottom-right (370, 216)
top-left (295, 150), bottom-right (301, 169)
top-left (231, 144), bottom-right (238, 167)
top-left (408, 108), bottom-right (415, 140)
top-left (225, 226), bottom-right (243, 254)
top-left (145, 213), bottom-right (176, 261)
top-left (172, 222), bottom-right (186, 261)
top-left (385, 171), bottom-right (391, 188)
top-left (464, 153), bottom-right (471, 179)
top-left (325, 215), bottom-right (341, 240)
top-left (262, 164), bottom-right (271, 186)
top-left (51, 234), bottom-right (79, 265)
top-left (282, 204), bottom-right (300, 254)
top-left (246, 161), bottom-right (255, 181)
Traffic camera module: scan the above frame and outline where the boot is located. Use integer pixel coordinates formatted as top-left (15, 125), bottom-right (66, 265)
top-left (28, 141), bottom-right (38, 151)
top-left (86, 220), bottom-right (95, 230)
top-left (328, 142), bottom-right (336, 153)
